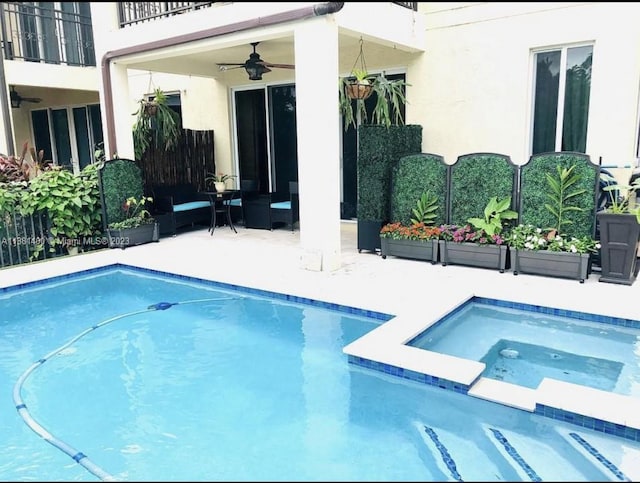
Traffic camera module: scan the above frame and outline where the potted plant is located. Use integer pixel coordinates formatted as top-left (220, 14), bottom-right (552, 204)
top-left (106, 195), bottom-right (159, 249)
top-left (340, 72), bottom-right (408, 130)
top-left (509, 164), bottom-right (600, 283)
top-left (205, 172), bottom-right (237, 193)
top-left (132, 87), bottom-right (181, 160)
top-left (380, 191), bottom-right (440, 263)
top-left (597, 177), bottom-right (640, 285)
top-left (439, 196), bottom-right (517, 272)
top-left (344, 68), bottom-right (374, 100)
top-left (380, 222), bottom-right (441, 263)
top-left (508, 224), bottom-right (599, 283)
top-left (438, 223), bottom-right (511, 272)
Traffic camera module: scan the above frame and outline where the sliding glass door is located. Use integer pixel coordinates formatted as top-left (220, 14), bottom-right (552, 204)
top-left (234, 84), bottom-right (298, 194)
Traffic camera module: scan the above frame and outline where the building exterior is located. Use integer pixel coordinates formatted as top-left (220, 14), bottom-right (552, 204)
top-left (0, 2), bottom-right (638, 271)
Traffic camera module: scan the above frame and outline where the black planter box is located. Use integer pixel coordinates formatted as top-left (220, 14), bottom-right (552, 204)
top-left (107, 222), bottom-right (159, 249)
top-left (357, 219), bottom-right (383, 253)
top-left (513, 249), bottom-right (590, 283)
top-left (439, 241), bottom-right (509, 272)
top-left (380, 238), bottom-right (439, 264)
top-left (597, 213), bottom-right (640, 285)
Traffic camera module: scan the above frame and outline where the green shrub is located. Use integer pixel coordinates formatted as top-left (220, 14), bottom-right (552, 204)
top-left (519, 153), bottom-right (597, 237)
top-left (98, 159), bottom-right (145, 227)
top-left (449, 153), bottom-right (517, 226)
top-left (21, 165), bottom-right (102, 252)
top-left (357, 125), bottom-right (422, 221)
top-left (390, 153), bottom-right (447, 226)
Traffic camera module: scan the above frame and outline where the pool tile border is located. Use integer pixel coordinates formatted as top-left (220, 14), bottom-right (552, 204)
top-left (0, 262), bottom-right (394, 322)
top-left (473, 296), bottom-right (640, 330)
top-left (568, 432), bottom-right (630, 481)
top-left (347, 355), bottom-right (471, 394)
top-left (536, 404), bottom-right (640, 443)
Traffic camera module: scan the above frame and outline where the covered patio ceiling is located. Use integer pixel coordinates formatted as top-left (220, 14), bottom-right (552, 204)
top-left (119, 29), bottom-right (420, 83)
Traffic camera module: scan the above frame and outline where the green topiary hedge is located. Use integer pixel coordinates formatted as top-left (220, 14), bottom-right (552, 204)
top-left (98, 159), bottom-right (145, 228)
top-left (519, 152), bottom-right (598, 238)
top-left (357, 124), bottom-right (422, 222)
top-left (449, 153), bottom-right (517, 226)
top-left (390, 153), bottom-right (448, 226)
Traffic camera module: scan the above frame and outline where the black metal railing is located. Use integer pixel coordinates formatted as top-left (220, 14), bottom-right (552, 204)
top-left (119, 2), bottom-right (416, 27)
top-left (392, 2), bottom-right (418, 11)
top-left (0, 210), bottom-right (53, 268)
top-left (118, 2), bottom-right (216, 27)
top-left (0, 2), bottom-right (95, 66)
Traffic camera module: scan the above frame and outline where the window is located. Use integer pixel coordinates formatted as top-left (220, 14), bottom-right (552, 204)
top-left (31, 104), bottom-right (103, 173)
top-left (531, 45), bottom-right (593, 154)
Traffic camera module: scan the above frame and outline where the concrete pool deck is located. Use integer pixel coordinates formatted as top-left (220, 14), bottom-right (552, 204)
top-left (2, 221), bottom-right (640, 441)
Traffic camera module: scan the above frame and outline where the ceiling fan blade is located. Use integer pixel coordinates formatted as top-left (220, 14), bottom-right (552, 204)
top-left (217, 64), bottom-right (246, 71)
top-left (261, 62), bottom-right (295, 69)
top-left (24, 97), bottom-right (42, 103)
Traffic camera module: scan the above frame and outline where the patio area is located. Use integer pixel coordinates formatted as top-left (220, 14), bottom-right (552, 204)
top-left (4, 220), bottom-right (639, 321)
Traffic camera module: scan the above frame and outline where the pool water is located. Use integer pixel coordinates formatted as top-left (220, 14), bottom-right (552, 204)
top-left (480, 339), bottom-right (624, 390)
top-left (408, 299), bottom-right (640, 397)
top-left (1, 267), bottom-right (640, 481)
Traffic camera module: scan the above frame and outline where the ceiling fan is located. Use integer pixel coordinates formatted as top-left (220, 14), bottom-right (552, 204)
top-left (216, 42), bottom-right (294, 81)
top-left (10, 87), bottom-right (42, 108)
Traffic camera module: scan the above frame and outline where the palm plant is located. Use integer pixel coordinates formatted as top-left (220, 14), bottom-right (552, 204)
top-left (544, 164), bottom-right (587, 233)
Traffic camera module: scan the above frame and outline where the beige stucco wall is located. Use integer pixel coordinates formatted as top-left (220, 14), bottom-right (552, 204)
top-left (410, 2), bottom-right (640, 170)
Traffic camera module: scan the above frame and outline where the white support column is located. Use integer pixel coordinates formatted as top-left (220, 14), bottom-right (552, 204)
top-left (109, 63), bottom-right (135, 160)
top-left (294, 19), bottom-right (342, 272)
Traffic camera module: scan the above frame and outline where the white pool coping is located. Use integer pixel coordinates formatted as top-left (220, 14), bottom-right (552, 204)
top-left (343, 304), bottom-right (640, 431)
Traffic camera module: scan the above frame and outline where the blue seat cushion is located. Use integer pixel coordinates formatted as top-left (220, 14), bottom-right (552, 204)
top-left (270, 201), bottom-right (291, 210)
top-left (173, 201), bottom-right (211, 212)
top-left (223, 199), bottom-right (242, 207)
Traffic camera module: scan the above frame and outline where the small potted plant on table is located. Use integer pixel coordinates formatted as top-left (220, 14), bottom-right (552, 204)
top-left (205, 172), bottom-right (237, 193)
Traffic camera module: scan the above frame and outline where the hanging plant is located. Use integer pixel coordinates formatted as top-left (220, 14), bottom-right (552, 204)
top-left (339, 38), bottom-right (408, 130)
top-left (345, 68), bottom-right (374, 101)
top-left (132, 87), bottom-right (181, 160)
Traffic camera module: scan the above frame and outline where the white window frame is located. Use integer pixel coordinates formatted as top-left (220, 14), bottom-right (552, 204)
top-left (528, 42), bottom-right (594, 156)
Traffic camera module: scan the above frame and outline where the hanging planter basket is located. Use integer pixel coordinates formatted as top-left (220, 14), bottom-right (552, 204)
top-left (345, 81), bottom-right (374, 100)
top-left (143, 101), bottom-right (158, 117)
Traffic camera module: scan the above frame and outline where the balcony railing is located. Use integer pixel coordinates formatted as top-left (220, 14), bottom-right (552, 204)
top-left (392, 2), bottom-right (418, 10)
top-left (118, 2), bottom-right (216, 27)
top-left (119, 2), bottom-right (417, 27)
top-left (0, 2), bottom-right (95, 66)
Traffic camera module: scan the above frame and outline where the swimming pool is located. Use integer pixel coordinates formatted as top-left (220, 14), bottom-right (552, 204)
top-left (407, 298), bottom-right (640, 397)
top-left (2, 266), bottom-right (640, 481)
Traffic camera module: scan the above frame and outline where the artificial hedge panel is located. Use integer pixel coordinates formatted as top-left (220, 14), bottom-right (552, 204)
top-left (390, 153), bottom-right (448, 226)
top-left (357, 124), bottom-right (422, 221)
top-left (98, 158), bottom-right (145, 228)
top-left (519, 152), bottom-right (598, 238)
top-left (448, 153), bottom-right (517, 226)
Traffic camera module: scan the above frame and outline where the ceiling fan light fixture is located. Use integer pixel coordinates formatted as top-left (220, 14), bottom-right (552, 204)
top-left (10, 87), bottom-right (21, 108)
top-left (245, 63), bottom-right (264, 81)
top-left (218, 42), bottom-right (292, 81)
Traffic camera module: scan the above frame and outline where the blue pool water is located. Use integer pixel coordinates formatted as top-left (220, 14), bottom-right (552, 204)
top-left (408, 298), bottom-right (640, 397)
top-left (1, 266), bottom-right (640, 481)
